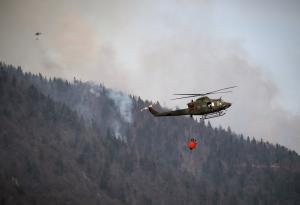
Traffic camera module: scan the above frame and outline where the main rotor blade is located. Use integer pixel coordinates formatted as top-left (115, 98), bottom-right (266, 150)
top-left (171, 95), bottom-right (199, 100)
top-left (173, 86), bottom-right (237, 96)
top-left (173, 91), bottom-right (232, 96)
top-left (171, 91), bottom-right (233, 100)
top-left (205, 85), bottom-right (237, 95)
top-left (209, 91), bottom-right (233, 94)
top-left (173, 94), bottom-right (206, 95)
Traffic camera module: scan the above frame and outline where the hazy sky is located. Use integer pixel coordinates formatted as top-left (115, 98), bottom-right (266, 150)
top-left (1, 0), bottom-right (300, 152)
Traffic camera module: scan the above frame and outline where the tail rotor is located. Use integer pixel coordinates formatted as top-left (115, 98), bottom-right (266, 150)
top-left (140, 104), bottom-right (153, 112)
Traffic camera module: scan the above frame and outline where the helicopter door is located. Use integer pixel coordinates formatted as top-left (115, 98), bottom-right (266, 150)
top-left (207, 102), bottom-right (212, 108)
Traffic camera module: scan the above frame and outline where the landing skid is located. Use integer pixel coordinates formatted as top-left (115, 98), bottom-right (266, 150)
top-left (201, 111), bottom-right (225, 120)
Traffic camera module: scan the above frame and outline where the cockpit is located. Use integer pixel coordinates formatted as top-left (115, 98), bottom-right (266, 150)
top-left (207, 100), bottom-right (223, 108)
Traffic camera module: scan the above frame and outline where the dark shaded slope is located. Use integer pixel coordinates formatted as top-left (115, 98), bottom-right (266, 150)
top-left (1, 62), bottom-right (300, 205)
top-left (0, 66), bottom-right (126, 205)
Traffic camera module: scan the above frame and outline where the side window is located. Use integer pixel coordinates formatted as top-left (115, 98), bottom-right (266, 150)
top-left (207, 102), bottom-right (212, 108)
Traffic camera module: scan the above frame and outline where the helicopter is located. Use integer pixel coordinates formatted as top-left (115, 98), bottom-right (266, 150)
top-left (142, 86), bottom-right (236, 119)
top-left (35, 32), bottom-right (42, 40)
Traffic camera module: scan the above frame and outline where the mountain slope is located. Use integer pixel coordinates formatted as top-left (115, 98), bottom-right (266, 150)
top-left (1, 62), bottom-right (300, 205)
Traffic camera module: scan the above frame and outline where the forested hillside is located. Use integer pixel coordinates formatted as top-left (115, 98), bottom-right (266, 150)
top-left (0, 62), bottom-right (300, 205)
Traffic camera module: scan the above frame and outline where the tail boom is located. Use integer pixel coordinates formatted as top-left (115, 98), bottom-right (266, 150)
top-left (148, 106), bottom-right (188, 117)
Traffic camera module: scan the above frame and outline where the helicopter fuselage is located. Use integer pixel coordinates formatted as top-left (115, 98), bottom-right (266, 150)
top-left (148, 96), bottom-right (231, 118)
top-left (146, 86), bottom-right (236, 119)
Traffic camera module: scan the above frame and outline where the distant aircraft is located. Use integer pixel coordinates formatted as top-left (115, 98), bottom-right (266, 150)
top-left (35, 32), bottom-right (42, 40)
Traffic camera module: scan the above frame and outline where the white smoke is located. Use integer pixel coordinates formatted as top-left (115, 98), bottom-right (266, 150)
top-left (111, 120), bottom-right (127, 142)
top-left (89, 87), bottom-right (100, 97)
top-left (107, 89), bottom-right (133, 123)
top-left (107, 89), bottom-right (133, 141)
